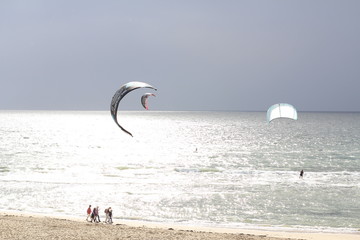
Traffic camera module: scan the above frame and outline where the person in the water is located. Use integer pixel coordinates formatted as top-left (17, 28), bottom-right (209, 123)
top-left (300, 169), bottom-right (304, 178)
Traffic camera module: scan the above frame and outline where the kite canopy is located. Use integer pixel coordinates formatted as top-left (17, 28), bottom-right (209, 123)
top-left (141, 93), bottom-right (156, 110)
top-left (267, 103), bottom-right (298, 123)
top-left (110, 81), bottom-right (157, 137)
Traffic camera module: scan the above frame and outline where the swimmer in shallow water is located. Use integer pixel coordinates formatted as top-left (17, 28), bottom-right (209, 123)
top-left (300, 169), bottom-right (304, 179)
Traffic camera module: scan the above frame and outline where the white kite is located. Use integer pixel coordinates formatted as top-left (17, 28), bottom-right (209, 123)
top-left (267, 103), bottom-right (298, 123)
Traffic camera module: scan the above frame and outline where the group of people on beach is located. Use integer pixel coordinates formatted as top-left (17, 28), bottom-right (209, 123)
top-left (86, 205), bottom-right (113, 224)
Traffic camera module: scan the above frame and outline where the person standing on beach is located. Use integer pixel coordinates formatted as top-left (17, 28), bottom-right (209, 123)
top-left (91, 207), bottom-right (97, 223)
top-left (108, 207), bottom-right (113, 224)
top-left (104, 207), bottom-right (109, 223)
top-left (300, 169), bottom-right (304, 179)
top-left (96, 206), bottom-right (101, 223)
top-left (86, 205), bottom-right (92, 221)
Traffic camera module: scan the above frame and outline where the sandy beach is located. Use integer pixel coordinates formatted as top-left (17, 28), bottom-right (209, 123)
top-left (1, 212), bottom-right (359, 240)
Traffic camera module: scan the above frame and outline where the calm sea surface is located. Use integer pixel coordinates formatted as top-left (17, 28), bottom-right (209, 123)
top-left (0, 111), bottom-right (359, 232)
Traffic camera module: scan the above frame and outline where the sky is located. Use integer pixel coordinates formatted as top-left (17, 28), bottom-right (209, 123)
top-left (0, 0), bottom-right (359, 112)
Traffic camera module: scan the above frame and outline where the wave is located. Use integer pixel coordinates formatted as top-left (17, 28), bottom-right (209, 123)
top-left (174, 168), bottom-right (221, 173)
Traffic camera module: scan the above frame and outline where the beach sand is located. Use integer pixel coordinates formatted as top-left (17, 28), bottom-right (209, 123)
top-left (1, 212), bottom-right (359, 240)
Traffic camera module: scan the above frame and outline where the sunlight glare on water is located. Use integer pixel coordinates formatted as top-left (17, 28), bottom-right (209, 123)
top-left (0, 111), bottom-right (359, 232)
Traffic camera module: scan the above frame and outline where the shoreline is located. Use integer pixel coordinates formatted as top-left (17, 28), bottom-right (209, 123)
top-left (1, 211), bottom-right (359, 240)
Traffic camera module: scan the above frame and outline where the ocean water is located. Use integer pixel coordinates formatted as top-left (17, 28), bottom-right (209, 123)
top-left (0, 111), bottom-right (359, 232)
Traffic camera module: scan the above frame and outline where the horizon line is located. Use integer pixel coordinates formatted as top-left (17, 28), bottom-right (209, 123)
top-left (0, 109), bottom-right (359, 113)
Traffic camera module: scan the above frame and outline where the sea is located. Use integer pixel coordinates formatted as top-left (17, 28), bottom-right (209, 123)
top-left (0, 111), bottom-right (359, 233)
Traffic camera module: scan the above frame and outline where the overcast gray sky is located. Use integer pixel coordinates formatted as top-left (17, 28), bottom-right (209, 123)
top-left (1, 0), bottom-right (359, 111)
